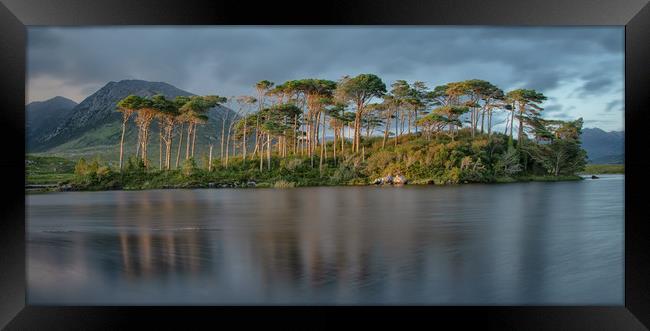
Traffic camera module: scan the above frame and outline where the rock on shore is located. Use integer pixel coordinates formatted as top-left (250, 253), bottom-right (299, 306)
top-left (373, 174), bottom-right (408, 185)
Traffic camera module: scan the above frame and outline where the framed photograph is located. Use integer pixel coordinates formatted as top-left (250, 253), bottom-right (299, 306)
top-left (1, 0), bottom-right (648, 328)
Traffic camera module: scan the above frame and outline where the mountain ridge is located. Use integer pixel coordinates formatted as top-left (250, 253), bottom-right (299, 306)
top-left (581, 127), bottom-right (624, 164)
top-left (32, 79), bottom-right (197, 151)
top-left (28, 79), bottom-right (238, 163)
top-left (26, 96), bottom-right (78, 150)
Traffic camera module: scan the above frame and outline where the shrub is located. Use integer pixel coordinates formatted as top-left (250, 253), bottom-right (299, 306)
top-left (74, 158), bottom-right (89, 177)
top-left (365, 150), bottom-right (396, 177)
top-left (273, 180), bottom-right (296, 188)
top-left (494, 146), bottom-right (522, 177)
top-left (331, 163), bottom-right (357, 184)
top-left (181, 158), bottom-right (199, 177)
top-left (124, 157), bottom-right (146, 173)
top-left (96, 166), bottom-right (111, 180)
top-left (445, 167), bottom-right (462, 184)
top-left (282, 157), bottom-right (303, 171)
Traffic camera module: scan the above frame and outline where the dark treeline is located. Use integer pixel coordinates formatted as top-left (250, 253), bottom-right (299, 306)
top-left (72, 74), bottom-right (587, 189)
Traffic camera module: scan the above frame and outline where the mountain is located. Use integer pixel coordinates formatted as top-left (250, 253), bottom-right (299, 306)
top-left (581, 128), bottom-right (624, 164)
top-left (31, 80), bottom-right (197, 151)
top-left (26, 96), bottom-right (78, 149)
top-left (28, 80), bottom-right (238, 164)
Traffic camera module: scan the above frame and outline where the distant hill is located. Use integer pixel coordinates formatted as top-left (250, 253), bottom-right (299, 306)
top-left (31, 80), bottom-right (198, 151)
top-left (26, 96), bottom-right (78, 150)
top-left (581, 128), bottom-right (624, 164)
top-left (28, 79), bottom-right (239, 164)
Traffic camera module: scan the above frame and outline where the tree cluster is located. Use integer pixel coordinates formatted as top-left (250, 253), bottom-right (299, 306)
top-left (110, 74), bottom-right (586, 186)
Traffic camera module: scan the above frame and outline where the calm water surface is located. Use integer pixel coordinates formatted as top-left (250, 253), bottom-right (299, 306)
top-left (27, 175), bottom-right (624, 304)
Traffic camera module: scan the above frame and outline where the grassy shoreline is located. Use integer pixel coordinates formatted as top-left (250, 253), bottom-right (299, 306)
top-left (581, 164), bottom-right (625, 174)
top-left (26, 172), bottom-right (585, 193)
top-left (27, 130), bottom-right (593, 193)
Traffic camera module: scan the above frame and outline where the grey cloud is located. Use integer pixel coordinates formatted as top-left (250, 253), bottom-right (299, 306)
top-left (544, 104), bottom-right (564, 113)
top-left (573, 62), bottom-right (621, 98)
top-left (548, 113), bottom-right (574, 120)
top-left (544, 104), bottom-right (576, 115)
top-left (605, 99), bottom-right (624, 112)
top-left (26, 26), bottom-right (624, 131)
top-left (582, 78), bottom-right (614, 95)
top-left (28, 26), bottom-right (624, 99)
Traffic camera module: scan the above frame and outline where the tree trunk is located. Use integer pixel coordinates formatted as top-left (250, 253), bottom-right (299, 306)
top-left (383, 113), bottom-right (390, 149)
top-left (333, 127), bottom-right (337, 164)
top-left (242, 120), bottom-right (247, 161)
top-left (517, 104), bottom-right (524, 145)
top-left (232, 132), bottom-right (237, 158)
top-left (342, 125), bottom-right (346, 154)
top-left (140, 127), bottom-right (144, 165)
top-left (266, 133), bottom-right (271, 170)
top-left (314, 112), bottom-right (322, 150)
top-left (396, 110), bottom-right (401, 142)
top-left (186, 123), bottom-right (192, 160)
top-left (310, 114), bottom-right (315, 167)
top-left (320, 112), bottom-right (325, 174)
top-left (144, 126), bottom-right (149, 167)
top-left (252, 130), bottom-right (260, 160)
top-left (225, 124), bottom-right (231, 168)
top-left (208, 144), bottom-right (213, 171)
top-left (282, 136), bottom-right (288, 157)
top-left (253, 115), bottom-right (259, 159)
top-left (354, 107), bottom-right (363, 153)
top-left (480, 109), bottom-right (485, 134)
top-left (135, 126), bottom-right (141, 161)
top-left (293, 114), bottom-right (298, 155)
top-left (159, 125), bottom-right (163, 170)
top-left (509, 105), bottom-right (515, 139)
top-left (395, 115), bottom-right (399, 147)
top-left (141, 124), bottom-right (150, 168)
top-left (307, 116), bottom-right (311, 159)
top-left (221, 116), bottom-right (226, 161)
top-left (191, 125), bottom-right (197, 157)
top-left (323, 121), bottom-right (327, 160)
top-left (353, 118), bottom-right (357, 153)
top-left (176, 123), bottom-right (184, 169)
top-left (119, 120), bottom-right (126, 170)
top-left (488, 109), bottom-right (493, 137)
top-left (304, 121), bottom-right (308, 156)
top-left (166, 130), bottom-right (173, 170)
top-left (145, 127), bottom-right (148, 164)
top-left (470, 108), bottom-right (474, 137)
top-left (259, 134), bottom-right (264, 172)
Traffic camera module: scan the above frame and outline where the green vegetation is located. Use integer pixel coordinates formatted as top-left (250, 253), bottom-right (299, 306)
top-left (29, 75), bottom-right (590, 191)
top-left (26, 155), bottom-right (75, 184)
top-left (62, 128), bottom-right (586, 191)
top-left (582, 164), bottom-right (625, 174)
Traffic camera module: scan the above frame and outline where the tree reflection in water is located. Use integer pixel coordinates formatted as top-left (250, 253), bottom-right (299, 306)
top-left (27, 177), bottom-right (623, 304)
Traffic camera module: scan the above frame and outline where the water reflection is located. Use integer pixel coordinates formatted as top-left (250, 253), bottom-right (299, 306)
top-left (27, 175), bottom-right (624, 304)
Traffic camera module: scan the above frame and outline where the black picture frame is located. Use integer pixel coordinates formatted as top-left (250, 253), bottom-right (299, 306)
top-left (1, 0), bottom-right (648, 329)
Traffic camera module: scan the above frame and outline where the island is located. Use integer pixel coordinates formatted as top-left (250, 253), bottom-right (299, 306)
top-left (27, 76), bottom-right (597, 191)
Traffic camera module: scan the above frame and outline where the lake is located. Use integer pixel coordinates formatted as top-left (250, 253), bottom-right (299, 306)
top-left (27, 175), bottom-right (624, 305)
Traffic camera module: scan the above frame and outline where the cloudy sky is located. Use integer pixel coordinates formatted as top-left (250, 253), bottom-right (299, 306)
top-left (27, 26), bottom-right (624, 131)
